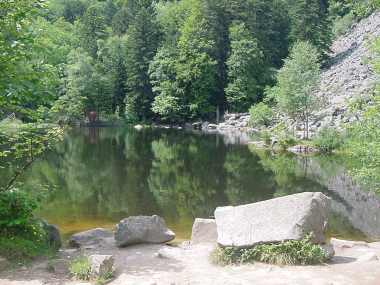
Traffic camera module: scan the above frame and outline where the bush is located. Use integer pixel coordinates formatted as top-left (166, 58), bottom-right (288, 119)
top-left (0, 189), bottom-right (54, 262)
top-left (276, 131), bottom-right (297, 151)
top-left (332, 13), bottom-right (355, 37)
top-left (0, 235), bottom-right (51, 262)
top-left (313, 127), bottom-right (343, 153)
top-left (69, 256), bottom-right (92, 281)
top-left (211, 235), bottom-right (328, 266)
top-left (0, 189), bottom-right (38, 234)
top-left (249, 103), bottom-right (274, 127)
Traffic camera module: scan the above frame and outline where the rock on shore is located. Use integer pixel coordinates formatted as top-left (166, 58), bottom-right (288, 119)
top-left (215, 192), bottom-right (330, 248)
top-left (115, 215), bottom-right (175, 247)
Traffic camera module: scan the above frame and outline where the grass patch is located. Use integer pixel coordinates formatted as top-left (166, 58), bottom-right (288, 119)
top-left (211, 235), bottom-right (328, 266)
top-left (69, 256), bottom-right (92, 281)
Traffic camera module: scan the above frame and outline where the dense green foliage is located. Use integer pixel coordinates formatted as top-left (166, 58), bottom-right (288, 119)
top-left (1, 0), bottom-right (337, 123)
top-left (272, 41), bottom-right (321, 139)
top-left (313, 127), bottom-right (344, 153)
top-left (249, 103), bottom-right (274, 127)
top-left (211, 235), bottom-right (328, 266)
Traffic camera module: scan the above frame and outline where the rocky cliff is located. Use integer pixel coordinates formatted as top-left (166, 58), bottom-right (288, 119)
top-left (311, 11), bottom-right (380, 134)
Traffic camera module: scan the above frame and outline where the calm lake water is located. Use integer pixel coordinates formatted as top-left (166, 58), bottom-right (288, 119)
top-left (9, 127), bottom-right (380, 241)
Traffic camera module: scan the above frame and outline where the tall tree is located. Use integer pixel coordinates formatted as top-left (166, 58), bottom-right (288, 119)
top-left (78, 3), bottom-right (107, 58)
top-left (124, 0), bottom-right (160, 121)
top-left (286, 0), bottom-right (332, 59)
top-left (225, 22), bottom-right (264, 112)
top-left (273, 41), bottom-right (321, 139)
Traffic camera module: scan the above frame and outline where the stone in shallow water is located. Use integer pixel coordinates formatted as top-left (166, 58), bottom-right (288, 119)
top-left (69, 228), bottom-right (113, 248)
top-left (115, 215), bottom-right (175, 247)
top-left (191, 218), bottom-right (217, 245)
top-left (215, 192), bottom-right (330, 248)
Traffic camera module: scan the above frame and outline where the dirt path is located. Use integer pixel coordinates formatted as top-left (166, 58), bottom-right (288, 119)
top-left (1, 239), bottom-right (380, 285)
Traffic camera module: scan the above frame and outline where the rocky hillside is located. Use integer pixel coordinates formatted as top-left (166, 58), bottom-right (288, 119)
top-left (311, 11), bottom-right (380, 133)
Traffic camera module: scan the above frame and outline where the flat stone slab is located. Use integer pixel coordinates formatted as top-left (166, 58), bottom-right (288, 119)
top-left (215, 192), bottom-right (330, 248)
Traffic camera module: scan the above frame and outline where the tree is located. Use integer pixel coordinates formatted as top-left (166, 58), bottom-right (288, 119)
top-left (225, 22), bottom-right (264, 112)
top-left (124, 0), bottom-right (160, 121)
top-left (98, 35), bottom-right (128, 116)
top-left (77, 4), bottom-right (107, 58)
top-left (286, 0), bottom-right (332, 60)
top-left (274, 41), bottom-right (321, 139)
top-left (175, 1), bottom-right (218, 119)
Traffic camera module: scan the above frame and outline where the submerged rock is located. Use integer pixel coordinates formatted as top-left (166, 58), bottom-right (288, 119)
top-left (191, 218), bottom-right (217, 245)
top-left (89, 254), bottom-right (115, 277)
top-left (115, 215), bottom-right (175, 247)
top-left (215, 192), bottom-right (330, 248)
top-left (69, 228), bottom-right (113, 248)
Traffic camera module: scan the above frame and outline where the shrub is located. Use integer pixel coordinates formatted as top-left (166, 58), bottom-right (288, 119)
top-left (332, 13), bottom-right (355, 37)
top-left (277, 132), bottom-right (297, 151)
top-left (0, 189), bottom-right (38, 234)
top-left (211, 235), bottom-right (328, 266)
top-left (69, 256), bottom-right (92, 281)
top-left (313, 127), bottom-right (343, 153)
top-left (249, 103), bottom-right (274, 127)
top-left (0, 233), bottom-right (51, 262)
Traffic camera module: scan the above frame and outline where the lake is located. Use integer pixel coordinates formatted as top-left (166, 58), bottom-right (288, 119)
top-left (13, 127), bottom-right (380, 241)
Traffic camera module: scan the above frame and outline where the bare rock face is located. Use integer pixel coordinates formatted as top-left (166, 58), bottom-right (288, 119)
top-left (89, 255), bottom-right (115, 278)
top-left (115, 215), bottom-right (175, 247)
top-left (69, 228), bottom-right (113, 248)
top-left (215, 192), bottom-right (330, 248)
top-left (191, 219), bottom-right (218, 245)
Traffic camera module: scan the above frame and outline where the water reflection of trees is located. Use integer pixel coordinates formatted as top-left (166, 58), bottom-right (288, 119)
top-left (21, 128), bottom-right (374, 240)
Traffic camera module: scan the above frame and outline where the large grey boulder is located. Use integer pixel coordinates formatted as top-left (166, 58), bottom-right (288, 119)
top-left (191, 219), bottom-right (217, 245)
top-left (215, 192), bottom-right (330, 248)
top-left (69, 228), bottom-right (113, 248)
top-left (115, 215), bottom-right (175, 247)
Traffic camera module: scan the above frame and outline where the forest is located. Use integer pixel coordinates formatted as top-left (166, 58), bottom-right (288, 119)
top-left (1, 0), bottom-right (377, 124)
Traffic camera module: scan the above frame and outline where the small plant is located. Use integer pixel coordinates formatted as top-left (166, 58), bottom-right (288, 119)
top-left (211, 235), bottom-right (328, 266)
top-left (313, 127), bottom-right (343, 153)
top-left (249, 102), bottom-right (274, 128)
top-left (69, 256), bottom-right (92, 281)
top-left (261, 130), bottom-right (272, 146)
top-left (276, 131), bottom-right (297, 151)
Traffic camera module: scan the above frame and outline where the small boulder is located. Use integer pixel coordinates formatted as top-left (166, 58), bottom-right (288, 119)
top-left (215, 192), bottom-right (330, 248)
top-left (134, 124), bottom-right (144, 131)
top-left (191, 218), bottom-right (217, 245)
top-left (41, 220), bottom-right (62, 249)
top-left (192, 122), bottom-right (202, 130)
top-left (208, 124), bottom-right (218, 130)
top-left (89, 255), bottom-right (115, 278)
top-left (69, 228), bottom-right (113, 248)
top-left (115, 215), bottom-right (175, 247)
